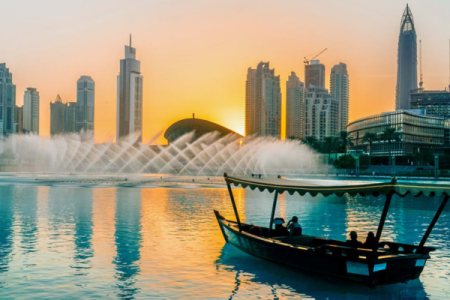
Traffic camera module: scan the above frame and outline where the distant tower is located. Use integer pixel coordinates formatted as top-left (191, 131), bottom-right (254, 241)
top-left (0, 63), bottom-right (16, 137)
top-left (330, 63), bottom-right (349, 132)
top-left (50, 95), bottom-right (66, 136)
top-left (23, 88), bottom-right (40, 134)
top-left (305, 60), bottom-right (325, 91)
top-left (245, 62), bottom-right (281, 138)
top-left (285, 72), bottom-right (306, 139)
top-left (76, 76), bottom-right (95, 133)
top-left (395, 4), bottom-right (418, 110)
top-left (116, 35), bottom-right (143, 143)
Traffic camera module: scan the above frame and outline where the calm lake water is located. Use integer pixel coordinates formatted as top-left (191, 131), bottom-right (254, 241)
top-left (0, 183), bottom-right (449, 299)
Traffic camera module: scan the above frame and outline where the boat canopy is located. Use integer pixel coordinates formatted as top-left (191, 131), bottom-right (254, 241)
top-left (224, 174), bottom-right (450, 197)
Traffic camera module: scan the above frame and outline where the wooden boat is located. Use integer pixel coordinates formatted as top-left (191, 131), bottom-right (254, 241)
top-left (215, 173), bottom-right (449, 286)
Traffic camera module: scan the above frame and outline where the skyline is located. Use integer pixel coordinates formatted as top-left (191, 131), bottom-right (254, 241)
top-left (2, 1), bottom-right (450, 143)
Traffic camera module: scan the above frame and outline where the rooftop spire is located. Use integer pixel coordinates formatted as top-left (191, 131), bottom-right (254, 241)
top-left (400, 4), bottom-right (415, 33)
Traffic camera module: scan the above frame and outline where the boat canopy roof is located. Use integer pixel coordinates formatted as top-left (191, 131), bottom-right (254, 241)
top-left (224, 174), bottom-right (450, 197)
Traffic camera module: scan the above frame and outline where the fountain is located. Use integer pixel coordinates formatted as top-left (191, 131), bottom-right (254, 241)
top-left (0, 131), bottom-right (322, 176)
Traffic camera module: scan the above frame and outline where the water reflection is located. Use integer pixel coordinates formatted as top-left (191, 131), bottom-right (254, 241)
top-left (0, 187), bottom-right (14, 275)
top-left (114, 188), bottom-right (142, 299)
top-left (216, 243), bottom-right (429, 300)
top-left (15, 186), bottom-right (38, 254)
top-left (73, 189), bottom-right (94, 275)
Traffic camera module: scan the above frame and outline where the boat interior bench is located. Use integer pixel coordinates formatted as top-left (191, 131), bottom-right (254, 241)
top-left (272, 235), bottom-right (326, 247)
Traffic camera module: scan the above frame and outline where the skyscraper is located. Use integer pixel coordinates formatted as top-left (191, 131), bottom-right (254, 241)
top-left (245, 62), bottom-right (281, 138)
top-left (305, 60), bottom-right (325, 91)
top-left (50, 95), bottom-right (66, 136)
top-left (65, 102), bottom-right (77, 133)
top-left (76, 76), bottom-right (95, 133)
top-left (395, 4), bottom-right (418, 110)
top-left (304, 86), bottom-right (338, 140)
top-left (14, 105), bottom-right (23, 134)
top-left (330, 63), bottom-right (349, 132)
top-left (116, 36), bottom-right (143, 143)
top-left (23, 88), bottom-right (40, 134)
top-left (285, 72), bottom-right (306, 139)
top-left (0, 63), bottom-right (16, 137)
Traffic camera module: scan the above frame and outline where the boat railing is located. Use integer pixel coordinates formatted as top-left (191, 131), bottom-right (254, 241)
top-left (317, 244), bottom-right (382, 261)
top-left (378, 242), bottom-right (435, 255)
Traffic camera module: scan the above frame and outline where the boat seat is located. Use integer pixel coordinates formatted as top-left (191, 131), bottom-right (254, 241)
top-left (272, 235), bottom-right (316, 246)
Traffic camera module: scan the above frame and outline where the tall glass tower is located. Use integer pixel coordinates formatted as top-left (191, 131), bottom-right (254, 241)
top-left (116, 36), bottom-right (143, 143)
top-left (76, 76), bottom-right (95, 133)
top-left (0, 63), bottom-right (16, 137)
top-left (395, 4), bottom-right (417, 110)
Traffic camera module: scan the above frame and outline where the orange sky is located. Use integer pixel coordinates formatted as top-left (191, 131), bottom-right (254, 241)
top-left (2, 0), bottom-right (450, 144)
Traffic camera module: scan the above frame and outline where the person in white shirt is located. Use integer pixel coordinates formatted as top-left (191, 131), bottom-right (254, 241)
top-left (287, 216), bottom-right (302, 236)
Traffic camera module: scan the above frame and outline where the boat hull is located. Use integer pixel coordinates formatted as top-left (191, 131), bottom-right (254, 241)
top-left (215, 211), bottom-right (428, 286)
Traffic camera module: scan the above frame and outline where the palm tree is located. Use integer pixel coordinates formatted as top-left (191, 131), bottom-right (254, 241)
top-left (302, 136), bottom-right (320, 151)
top-left (322, 137), bottom-right (334, 163)
top-left (338, 131), bottom-right (354, 153)
top-left (381, 127), bottom-right (401, 164)
top-left (362, 132), bottom-right (378, 164)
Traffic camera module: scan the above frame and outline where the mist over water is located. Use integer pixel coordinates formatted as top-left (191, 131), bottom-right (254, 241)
top-left (0, 131), bottom-right (322, 175)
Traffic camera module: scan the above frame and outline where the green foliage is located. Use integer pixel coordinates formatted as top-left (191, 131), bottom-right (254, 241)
top-left (334, 154), bottom-right (356, 169)
top-left (338, 131), bottom-right (353, 153)
top-left (359, 154), bottom-right (370, 169)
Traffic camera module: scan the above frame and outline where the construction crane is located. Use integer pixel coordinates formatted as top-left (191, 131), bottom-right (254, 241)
top-left (304, 48), bottom-right (327, 65)
top-left (419, 40), bottom-right (423, 90)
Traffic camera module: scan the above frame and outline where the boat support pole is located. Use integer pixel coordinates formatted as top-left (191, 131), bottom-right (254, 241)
top-left (226, 181), bottom-right (242, 232)
top-left (374, 190), bottom-right (395, 249)
top-left (268, 191), bottom-right (278, 238)
top-left (419, 194), bottom-right (449, 247)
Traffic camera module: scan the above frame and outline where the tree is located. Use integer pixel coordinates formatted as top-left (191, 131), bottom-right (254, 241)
top-left (334, 154), bottom-right (356, 169)
top-left (322, 137), bottom-right (335, 163)
top-left (338, 131), bottom-right (354, 153)
top-left (362, 132), bottom-right (378, 165)
top-left (302, 136), bottom-right (320, 151)
top-left (381, 127), bottom-right (400, 163)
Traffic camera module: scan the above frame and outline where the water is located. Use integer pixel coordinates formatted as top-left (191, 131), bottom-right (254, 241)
top-left (1, 132), bottom-right (320, 175)
top-left (0, 183), bottom-right (449, 299)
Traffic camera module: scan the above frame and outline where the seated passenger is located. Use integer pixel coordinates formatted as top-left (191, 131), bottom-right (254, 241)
top-left (345, 231), bottom-right (363, 248)
top-left (363, 232), bottom-right (375, 249)
top-left (287, 216), bottom-right (302, 236)
top-left (273, 218), bottom-right (289, 236)
top-left (249, 225), bottom-right (263, 236)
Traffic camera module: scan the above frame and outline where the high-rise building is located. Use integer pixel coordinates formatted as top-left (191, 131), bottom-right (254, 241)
top-left (304, 86), bottom-right (338, 140)
top-left (395, 4), bottom-right (418, 110)
top-left (410, 90), bottom-right (450, 119)
top-left (245, 62), bottom-right (281, 138)
top-left (23, 88), bottom-right (39, 134)
top-left (330, 63), bottom-right (349, 132)
top-left (76, 76), bottom-right (95, 133)
top-left (50, 95), bottom-right (66, 136)
top-left (116, 36), bottom-right (143, 143)
top-left (305, 60), bottom-right (325, 91)
top-left (65, 102), bottom-right (77, 133)
top-left (14, 105), bottom-right (23, 134)
top-left (285, 72), bottom-right (306, 139)
top-left (0, 63), bottom-right (16, 137)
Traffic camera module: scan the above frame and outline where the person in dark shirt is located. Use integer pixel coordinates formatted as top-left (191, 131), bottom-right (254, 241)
top-left (345, 231), bottom-right (363, 248)
top-left (363, 232), bottom-right (376, 249)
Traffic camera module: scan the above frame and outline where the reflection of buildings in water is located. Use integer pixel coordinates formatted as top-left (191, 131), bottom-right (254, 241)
top-left (0, 187), bottom-right (15, 273)
top-left (92, 188), bottom-right (116, 263)
top-left (345, 194), bottom-right (382, 241)
top-left (15, 186), bottom-right (38, 254)
top-left (114, 188), bottom-right (142, 298)
top-left (72, 188), bottom-right (94, 273)
top-left (215, 244), bottom-right (429, 300)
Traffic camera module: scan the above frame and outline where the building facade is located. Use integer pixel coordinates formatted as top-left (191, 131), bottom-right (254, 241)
top-left (395, 4), bottom-right (418, 110)
top-left (50, 95), bottom-right (66, 136)
top-left (304, 86), bottom-right (338, 140)
top-left (245, 62), bottom-right (281, 138)
top-left (285, 72), bottom-right (306, 139)
top-left (14, 105), bottom-right (23, 134)
top-left (76, 76), bottom-right (95, 133)
top-left (305, 60), bottom-right (325, 91)
top-left (330, 63), bottom-right (349, 132)
top-left (23, 87), bottom-right (39, 134)
top-left (65, 102), bottom-right (77, 133)
top-left (347, 110), bottom-right (445, 158)
top-left (0, 63), bottom-right (16, 137)
top-left (116, 37), bottom-right (143, 143)
top-left (410, 90), bottom-right (450, 120)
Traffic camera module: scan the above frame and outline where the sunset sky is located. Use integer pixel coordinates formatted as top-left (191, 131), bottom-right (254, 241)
top-left (2, 0), bottom-right (450, 144)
